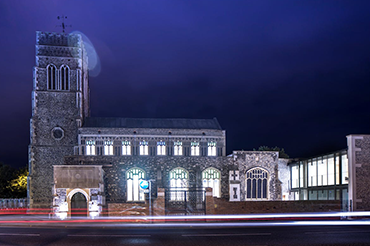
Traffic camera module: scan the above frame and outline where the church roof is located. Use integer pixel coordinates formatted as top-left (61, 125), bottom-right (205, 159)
top-left (83, 117), bottom-right (222, 130)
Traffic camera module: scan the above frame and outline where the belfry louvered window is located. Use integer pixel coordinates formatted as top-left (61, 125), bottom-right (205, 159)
top-left (60, 65), bottom-right (70, 91)
top-left (47, 64), bottom-right (57, 90)
top-left (246, 168), bottom-right (268, 200)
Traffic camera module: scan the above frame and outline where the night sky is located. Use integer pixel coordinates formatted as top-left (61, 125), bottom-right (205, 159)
top-left (1, 1), bottom-right (370, 169)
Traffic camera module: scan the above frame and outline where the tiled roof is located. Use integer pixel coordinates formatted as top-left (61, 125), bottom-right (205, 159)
top-left (83, 117), bottom-right (222, 130)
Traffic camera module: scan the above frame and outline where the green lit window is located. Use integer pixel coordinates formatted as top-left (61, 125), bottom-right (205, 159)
top-left (126, 168), bottom-right (146, 202)
top-left (169, 167), bottom-right (188, 201)
top-left (202, 168), bottom-right (221, 197)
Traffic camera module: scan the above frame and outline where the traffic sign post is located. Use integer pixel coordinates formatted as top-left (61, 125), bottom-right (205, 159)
top-left (139, 180), bottom-right (152, 217)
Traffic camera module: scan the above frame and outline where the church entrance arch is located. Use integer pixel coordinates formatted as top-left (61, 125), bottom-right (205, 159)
top-left (70, 192), bottom-right (88, 217)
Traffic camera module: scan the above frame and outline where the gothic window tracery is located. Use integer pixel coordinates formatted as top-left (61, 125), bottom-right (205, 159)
top-left (246, 167), bottom-right (268, 200)
top-left (202, 167), bottom-right (221, 197)
top-left (126, 168), bottom-right (145, 202)
top-left (169, 167), bottom-right (188, 201)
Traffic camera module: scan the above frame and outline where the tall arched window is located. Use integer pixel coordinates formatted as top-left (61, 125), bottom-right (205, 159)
top-left (202, 168), bottom-right (221, 198)
top-left (246, 167), bottom-right (269, 200)
top-left (47, 64), bottom-right (57, 90)
top-left (127, 168), bottom-right (145, 202)
top-left (60, 65), bottom-right (70, 91)
top-left (169, 167), bottom-right (188, 201)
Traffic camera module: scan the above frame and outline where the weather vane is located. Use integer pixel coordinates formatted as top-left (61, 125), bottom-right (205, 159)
top-left (56, 15), bottom-right (72, 33)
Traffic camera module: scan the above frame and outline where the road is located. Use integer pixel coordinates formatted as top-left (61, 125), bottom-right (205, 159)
top-left (0, 224), bottom-right (369, 246)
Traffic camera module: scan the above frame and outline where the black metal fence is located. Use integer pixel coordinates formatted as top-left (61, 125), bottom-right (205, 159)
top-left (0, 199), bottom-right (28, 209)
top-left (165, 189), bottom-right (206, 215)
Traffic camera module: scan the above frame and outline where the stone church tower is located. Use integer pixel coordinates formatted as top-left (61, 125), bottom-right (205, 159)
top-left (28, 32), bottom-right (89, 208)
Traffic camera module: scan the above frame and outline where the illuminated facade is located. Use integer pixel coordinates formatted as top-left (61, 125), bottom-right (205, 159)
top-left (29, 31), bottom-right (370, 218)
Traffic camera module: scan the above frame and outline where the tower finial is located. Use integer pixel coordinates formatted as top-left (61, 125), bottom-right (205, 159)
top-left (56, 15), bottom-right (72, 33)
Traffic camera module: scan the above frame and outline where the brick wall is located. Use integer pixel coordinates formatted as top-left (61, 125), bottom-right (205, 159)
top-left (108, 202), bottom-right (148, 216)
top-left (209, 198), bottom-right (341, 214)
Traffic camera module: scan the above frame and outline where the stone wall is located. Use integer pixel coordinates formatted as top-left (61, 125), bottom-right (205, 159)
top-left (29, 31), bottom-right (88, 208)
top-left (347, 134), bottom-right (370, 211)
top-left (234, 151), bottom-right (282, 201)
top-left (278, 158), bottom-right (293, 200)
top-left (108, 202), bottom-right (148, 216)
top-left (64, 155), bottom-right (234, 201)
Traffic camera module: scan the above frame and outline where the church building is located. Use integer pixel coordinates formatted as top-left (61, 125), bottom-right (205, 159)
top-left (28, 31), bottom-right (370, 218)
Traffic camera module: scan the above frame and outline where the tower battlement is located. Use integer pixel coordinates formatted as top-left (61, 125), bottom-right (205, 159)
top-left (36, 31), bottom-right (81, 47)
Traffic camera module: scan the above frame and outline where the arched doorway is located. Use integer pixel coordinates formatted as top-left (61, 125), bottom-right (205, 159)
top-left (71, 192), bottom-right (87, 217)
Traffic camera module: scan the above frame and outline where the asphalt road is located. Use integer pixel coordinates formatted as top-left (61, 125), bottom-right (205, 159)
top-left (0, 224), bottom-right (369, 246)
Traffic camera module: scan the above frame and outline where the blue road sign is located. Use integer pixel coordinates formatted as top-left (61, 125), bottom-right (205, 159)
top-left (139, 180), bottom-right (149, 189)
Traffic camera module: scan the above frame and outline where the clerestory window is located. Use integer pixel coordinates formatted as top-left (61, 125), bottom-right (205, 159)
top-left (122, 140), bottom-right (131, 156)
top-left (174, 141), bottom-right (183, 156)
top-left (191, 142), bottom-right (200, 156)
top-left (86, 140), bottom-right (96, 155)
top-left (207, 142), bottom-right (217, 156)
top-left (157, 141), bottom-right (166, 155)
top-left (104, 140), bottom-right (113, 155)
top-left (140, 141), bottom-right (149, 155)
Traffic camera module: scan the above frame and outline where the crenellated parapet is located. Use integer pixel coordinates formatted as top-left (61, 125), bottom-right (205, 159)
top-left (36, 31), bottom-right (81, 47)
top-left (36, 46), bottom-right (81, 58)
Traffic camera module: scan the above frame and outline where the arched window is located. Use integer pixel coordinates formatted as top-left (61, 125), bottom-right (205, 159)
top-left (202, 168), bottom-right (221, 198)
top-left (60, 65), bottom-right (70, 91)
top-left (127, 168), bottom-right (145, 202)
top-left (169, 167), bottom-right (188, 201)
top-left (246, 167), bottom-right (269, 200)
top-left (47, 64), bottom-right (57, 90)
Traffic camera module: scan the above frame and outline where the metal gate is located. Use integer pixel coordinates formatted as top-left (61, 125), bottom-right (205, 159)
top-left (165, 189), bottom-right (206, 215)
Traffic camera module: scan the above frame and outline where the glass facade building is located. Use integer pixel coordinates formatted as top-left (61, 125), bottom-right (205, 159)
top-left (289, 149), bottom-right (348, 210)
